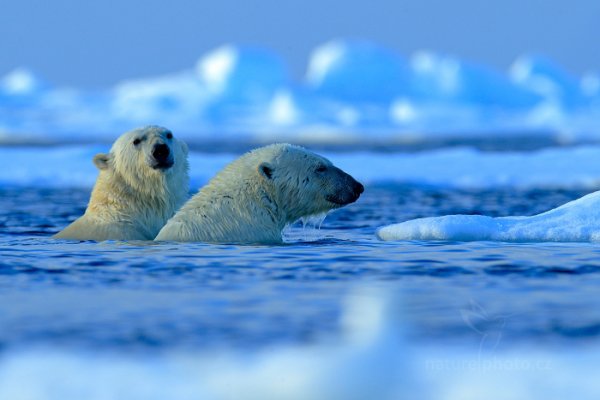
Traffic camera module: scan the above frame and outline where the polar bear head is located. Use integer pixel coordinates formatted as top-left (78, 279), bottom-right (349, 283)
top-left (154, 143), bottom-right (362, 244)
top-left (253, 144), bottom-right (364, 222)
top-left (92, 125), bottom-right (189, 195)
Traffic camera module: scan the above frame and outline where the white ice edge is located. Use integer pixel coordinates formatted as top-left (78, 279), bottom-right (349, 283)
top-left (376, 185), bottom-right (600, 243)
top-left (4, 145), bottom-right (600, 189)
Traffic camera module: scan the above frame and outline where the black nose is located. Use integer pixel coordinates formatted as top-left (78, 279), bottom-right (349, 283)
top-left (354, 181), bottom-right (364, 195)
top-left (152, 143), bottom-right (170, 162)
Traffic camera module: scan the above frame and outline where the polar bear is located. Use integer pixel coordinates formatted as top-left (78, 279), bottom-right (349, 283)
top-left (155, 143), bottom-right (364, 244)
top-left (54, 126), bottom-right (189, 241)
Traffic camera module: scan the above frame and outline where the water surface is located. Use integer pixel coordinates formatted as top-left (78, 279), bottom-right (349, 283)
top-left (2, 185), bottom-right (599, 353)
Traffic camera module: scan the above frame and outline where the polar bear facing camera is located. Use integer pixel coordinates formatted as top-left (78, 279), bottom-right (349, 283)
top-left (54, 126), bottom-right (189, 241)
top-left (155, 143), bottom-right (364, 244)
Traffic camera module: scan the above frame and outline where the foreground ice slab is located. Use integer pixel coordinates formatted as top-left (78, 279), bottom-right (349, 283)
top-left (0, 292), bottom-right (417, 400)
top-left (377, 190), bottom-right (600, 243)
top-left (1, 290), bottom-right (599, 400)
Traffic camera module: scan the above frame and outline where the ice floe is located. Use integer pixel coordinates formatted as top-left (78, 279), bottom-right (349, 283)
top-left (377, 189), bottom-right (600, 243)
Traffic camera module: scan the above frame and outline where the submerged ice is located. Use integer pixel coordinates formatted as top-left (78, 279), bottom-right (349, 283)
top-left (377, 190), bottom-right (600, 243)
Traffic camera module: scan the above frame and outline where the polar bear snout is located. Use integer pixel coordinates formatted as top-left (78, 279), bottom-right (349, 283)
top-left (353, 180), bottom-right (365, 197)
top-left (151, 143), bottom-right (173, 170)
top-left (342, 176), bottom-right (364, 204)
top-left (325, 169), bottom-right (364, 206)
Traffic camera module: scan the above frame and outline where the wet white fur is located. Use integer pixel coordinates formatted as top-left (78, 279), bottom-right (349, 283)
top-left (54, 126), bottom-right (189, 241)
top-left (156, 144), bottom-right (352, 244)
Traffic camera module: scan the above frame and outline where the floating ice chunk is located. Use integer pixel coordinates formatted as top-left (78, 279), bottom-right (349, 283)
top-left (377, 215), bottom-right (500, 242)
top-left (306, 41), bottom-right (345, 87)
top-left (410, 51), bottom-right (542, 108)
top-left (111, 70), bottom-right (208, 125)
top-left (409, 52), bottom-right (462, 100)
top-left (196, 45), bottom-right (288, 101)
top-left (510, 55), bottom-right (584, 108)
top-left (523, 101), bottom-right (567, 127)
top-left (306, 40), bottom-right (410, 103)
top-left (336, 106), bottom-right (361, 126)
top-left (377, 190), bottom-right (600, 243)
top-left (196, 45), bottom-right (237, 94)
top-left (193, 45), bottom-right (290, 127)
top-left (389, 98), bottom-right (419, 123)
top-left (267, 90), bottom-right (299, 126)
top-left (0, 68), bottom-right (47, 95)
top-left (0, 68), bottom-right (49, 111)
top-left (581, 73), bottom-right (600, 100)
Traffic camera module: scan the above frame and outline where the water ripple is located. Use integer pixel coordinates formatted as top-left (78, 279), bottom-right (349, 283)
top-left (1, 185), bottom-right (600, 350)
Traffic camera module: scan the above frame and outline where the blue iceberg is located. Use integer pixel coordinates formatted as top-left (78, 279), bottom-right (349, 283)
top-left (409, 52), bottom-right (543, 109)
top-left (510, 55), bottom-right (587, 109)
top-left (306, 40), bottom-right (410, 104)
top-left (0, 41), bottom-right (599, 142)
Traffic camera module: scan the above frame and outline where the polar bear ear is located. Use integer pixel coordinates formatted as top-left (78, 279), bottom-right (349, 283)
top-left (180, 141), bottom-right (189, 155)
top-left (258, 162), bottom-right (274, 180)
top-left (93, 153), bottom-right (112, 170)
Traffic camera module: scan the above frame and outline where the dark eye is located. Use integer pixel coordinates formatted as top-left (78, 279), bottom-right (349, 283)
top-left (133, 138), bottom-right (141, 146)
top-left (316, 165), bottom-right (327, 173)
top-left (166, 132), bottom-right (173, 139)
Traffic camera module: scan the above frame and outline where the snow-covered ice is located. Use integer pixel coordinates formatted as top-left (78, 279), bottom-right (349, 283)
top-left (4, 145), bottom-right (600, 189)
top-left (377, 189), bottom-right (600, 243)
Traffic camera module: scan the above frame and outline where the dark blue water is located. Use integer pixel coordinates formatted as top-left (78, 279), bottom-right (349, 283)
top-left (2, 185), bottom-right (600, 353)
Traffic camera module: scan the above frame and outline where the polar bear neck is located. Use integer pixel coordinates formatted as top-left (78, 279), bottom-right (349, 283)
top-left (160, 161), bottom-right (287, 244)
top-left (85, 168), bottom-right (185, 238)
top-left (195, 173), bottom-right (287, 243)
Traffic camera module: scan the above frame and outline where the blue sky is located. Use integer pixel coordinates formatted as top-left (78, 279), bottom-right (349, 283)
top-left (1, 0), bottom-right (598, 88)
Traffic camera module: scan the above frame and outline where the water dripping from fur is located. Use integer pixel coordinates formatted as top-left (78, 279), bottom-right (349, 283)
top-left (301, 212), bottom-right (328, 230)
top-left (283, 212), bottom-right (329, 243)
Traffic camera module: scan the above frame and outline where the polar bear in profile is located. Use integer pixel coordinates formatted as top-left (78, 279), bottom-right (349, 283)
top-left (54, 126), bottom-right (189, 241)
top-left (155, 143), bottom-right (364, 244)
